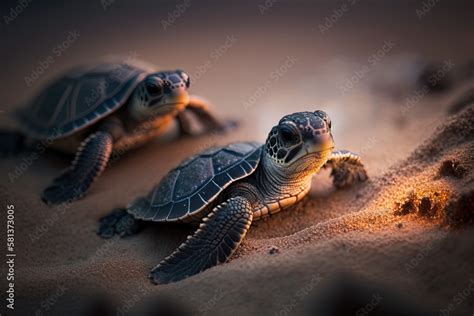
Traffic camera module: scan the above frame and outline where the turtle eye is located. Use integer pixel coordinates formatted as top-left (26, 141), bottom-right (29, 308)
top-left (145, 78), bottom-right (164, 96)
top-left (184, 76), bottom-right (190, 88)
top-left (178, 70), bottom-right (191, 88)
top-left (279, 124), bottom-right (299, 145)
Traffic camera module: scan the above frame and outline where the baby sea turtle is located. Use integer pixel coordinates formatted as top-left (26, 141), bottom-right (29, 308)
top-left (0, 61), bottom-right (231, 204)
top-left (98, 110), bottom-right (368, 284)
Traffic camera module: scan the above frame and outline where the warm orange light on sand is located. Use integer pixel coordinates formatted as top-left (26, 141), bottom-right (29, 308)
top-left (394, 187), bottom-right (451, 220)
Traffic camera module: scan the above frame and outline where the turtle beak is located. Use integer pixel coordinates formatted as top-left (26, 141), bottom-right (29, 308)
top-left (304, 133), bottom-right (334, 154)
top-left (163, 88), bottom-right (189, 111)
top-left (286, 133), bottom-right (333, 165)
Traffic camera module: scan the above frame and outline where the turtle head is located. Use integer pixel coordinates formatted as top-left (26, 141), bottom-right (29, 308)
top-left (130, 70), bottom-right (191, 120)
top-left (264, 111), bottom-right (334, 174)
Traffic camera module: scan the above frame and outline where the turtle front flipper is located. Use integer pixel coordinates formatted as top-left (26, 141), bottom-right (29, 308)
top-left (42, 131), bottom-right (113, 204)
top-left (176, 111), bottom-right (195, 136)
top-left (186, 96), bottom-right (238, 133)
top-left (324, 150), bottom-right (368, 188)
top-left (149, 196), bottom-right (253, 284)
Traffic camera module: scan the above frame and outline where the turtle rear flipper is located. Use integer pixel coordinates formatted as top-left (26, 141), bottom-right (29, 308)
top-left (42, 131), bottom-right (113, 204)
top-left (0, 130), bottom-right (27, 156)
top-left (97, 208), bottom-right (142, 238)
top-left (149, 196), bottom-right (253, 284)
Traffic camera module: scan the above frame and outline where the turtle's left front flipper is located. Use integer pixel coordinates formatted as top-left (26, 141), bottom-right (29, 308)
top-left (149, 196), bottom-right (253, 284)
top-left (324, 150), bottom-right (368, 188)
top-left (42, 131), bottom-right (113, 204)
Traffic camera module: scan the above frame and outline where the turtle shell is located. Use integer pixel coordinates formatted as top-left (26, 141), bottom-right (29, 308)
top-left (16, 61), bottom-right (153, 139)
top-left (128, 142), bottom-right (263, 222)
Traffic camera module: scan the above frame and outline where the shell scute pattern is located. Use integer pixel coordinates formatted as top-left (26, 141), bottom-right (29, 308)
top-left (149, 169), bottom-right (179, 205)
top-left (17, 62), bottom-right (150, 139)
top-left (128, 142), bottom-right (262, 222)
top-left (173, 157), bottom-right (213, 200)
top-left (212, 151), bottom-right (241, 172)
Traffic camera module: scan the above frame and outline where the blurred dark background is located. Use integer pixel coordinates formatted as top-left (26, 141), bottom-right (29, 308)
top-left (2, 0), bottom-right (473, 111)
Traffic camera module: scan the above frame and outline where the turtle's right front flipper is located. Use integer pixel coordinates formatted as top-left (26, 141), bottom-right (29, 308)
top-left (186, 96), bottom-right (238, 133)
top-left (324, 150), bottom-right (368, 188)
top-left (42, 131), bottom-right (113, 204)
top-left (149, 196), bottom-right (253, 284)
